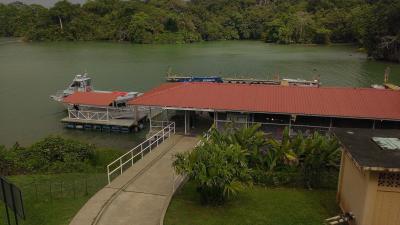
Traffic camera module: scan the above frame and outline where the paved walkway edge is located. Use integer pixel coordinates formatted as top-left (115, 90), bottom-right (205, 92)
top-left (159, 176), bottom-right (188, 225)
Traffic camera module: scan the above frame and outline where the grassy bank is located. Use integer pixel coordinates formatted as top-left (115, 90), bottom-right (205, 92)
top-left (0, 173), bottom-right (107, 225)
top-left (165, 182), bottom-right (339, 225)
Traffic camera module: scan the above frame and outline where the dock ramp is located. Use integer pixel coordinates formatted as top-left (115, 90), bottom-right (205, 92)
top-left (69, 133), bottom-right (199, 225)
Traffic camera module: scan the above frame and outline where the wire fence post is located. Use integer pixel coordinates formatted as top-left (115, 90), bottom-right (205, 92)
top-left (49, 183), bottom-right (52, 202)
top-left (34, 182), bottom-right (38, 200)
top-left (73, 181), bottom-right (76, 199)
top-left (85, 178), bottom-right (88, 196)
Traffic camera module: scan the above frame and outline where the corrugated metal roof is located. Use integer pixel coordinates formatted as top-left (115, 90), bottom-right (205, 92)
top-left (63, 91), bottom-right (127, 107)
top-left (129, 82), bottom-right (400, 121)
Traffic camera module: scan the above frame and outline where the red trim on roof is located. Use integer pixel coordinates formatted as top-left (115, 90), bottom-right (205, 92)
top-left (129, 82), bottom-right (400, 121)
top-left (63, 91), bottom-right (127, 107)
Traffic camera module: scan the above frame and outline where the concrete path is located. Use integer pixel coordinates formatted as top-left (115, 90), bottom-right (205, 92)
top-left (69, 135), bottom-right (199, 225)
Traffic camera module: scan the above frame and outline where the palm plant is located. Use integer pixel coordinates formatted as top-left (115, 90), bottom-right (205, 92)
top-left (173, 132), bottom-right (251, 205)
top-left (293, 132), bottom-right (341, 188)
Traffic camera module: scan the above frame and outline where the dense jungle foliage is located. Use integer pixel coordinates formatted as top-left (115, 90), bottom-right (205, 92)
top-left (173, 125), bottom-right (341, 205)
top-left (0, 136), bottom-right (120, 175)
top-left (0, 0), bottom-right (399, 62)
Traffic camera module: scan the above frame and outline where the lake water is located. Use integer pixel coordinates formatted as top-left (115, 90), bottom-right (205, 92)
top-left (1, 39), bottom-right (399, 149)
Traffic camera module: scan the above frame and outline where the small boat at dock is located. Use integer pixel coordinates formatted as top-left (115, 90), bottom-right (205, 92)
top-left (371, 67), bottom-right (400, 91)
top-left (50, 74), bottom-right (148, 133)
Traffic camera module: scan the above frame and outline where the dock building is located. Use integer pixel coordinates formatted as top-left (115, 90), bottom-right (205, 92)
top-left (128, 82), bottom-right (400, 136)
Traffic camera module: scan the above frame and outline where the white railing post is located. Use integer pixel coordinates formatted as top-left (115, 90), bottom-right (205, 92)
top-left (107, 166), bottom-right (110, 184)
top-left (119, 158), bottom-right (123, 175)
top-left (131, 151), bottom-right (134, 166)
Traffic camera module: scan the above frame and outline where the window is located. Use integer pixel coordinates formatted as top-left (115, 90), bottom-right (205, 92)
top-left (378, 173), bottom-right (400, 188)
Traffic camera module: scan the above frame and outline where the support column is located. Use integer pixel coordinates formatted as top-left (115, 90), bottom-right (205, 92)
top-left (149, 107), bottom-right (152, 132)
top-left (214, 111), bottom-right (218, 129)
top-left (134, 106), bottom-right (139, 124)
top-left (106, 107), bottom-right (109, 120)
top-left (184, 110), bottom-right (188, 135)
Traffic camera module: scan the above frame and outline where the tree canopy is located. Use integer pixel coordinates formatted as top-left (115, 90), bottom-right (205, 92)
top-left (0, 0), bottom-right (399, 62)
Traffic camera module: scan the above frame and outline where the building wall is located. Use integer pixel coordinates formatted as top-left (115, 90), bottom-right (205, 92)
top-left (338, 153), bottom-right (400, 225)
top-left (372, 172), bottom-right (400, 225)
top-left (337, 152), bottom-right (370, 225)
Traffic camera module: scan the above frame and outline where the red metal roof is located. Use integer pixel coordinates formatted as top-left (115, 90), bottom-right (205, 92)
top-left (63, 91), bottom-right (127, 107)
top-left (129, 82), bottom-right (400, 121)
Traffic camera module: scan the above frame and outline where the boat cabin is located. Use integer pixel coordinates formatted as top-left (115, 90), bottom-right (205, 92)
top-left (68, 74), bottom-right (92, 93)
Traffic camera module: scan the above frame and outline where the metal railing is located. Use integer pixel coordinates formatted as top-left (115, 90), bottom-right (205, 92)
top-left (151, 120), bottom-right (173, 130)
top-left (68, 109), bottom-right (111, 121)
top-left (107, 122), bottom-right (176, 184)
top-left (215, 120), bottom-right (331, 138)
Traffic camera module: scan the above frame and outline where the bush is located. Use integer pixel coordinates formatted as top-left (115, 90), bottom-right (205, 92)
top-left (175, 124), bottom-right (341, 204)
top-left (0, 136), bottom-right (121, 175)
top-left (173, 128), bottom-right (252, 205)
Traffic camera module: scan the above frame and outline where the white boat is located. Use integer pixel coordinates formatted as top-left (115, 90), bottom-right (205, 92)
top-left (50, 73), bottom-right (93, 102)
top-left (281, 78), bottom-right (320, 87)
top-left (51, 73), bottom-right (145, 120)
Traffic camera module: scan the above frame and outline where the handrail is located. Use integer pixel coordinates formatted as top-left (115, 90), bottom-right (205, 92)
top-left (215, 119), bottom-right (331, 136)
top-left (107, 122), bottom-right (176, 184)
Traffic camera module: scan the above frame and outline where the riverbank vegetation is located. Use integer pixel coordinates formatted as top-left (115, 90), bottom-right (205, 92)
top-left (173, 125), bottom-right (340, 205)
top-left (0, 0), bottom-right (399, 62)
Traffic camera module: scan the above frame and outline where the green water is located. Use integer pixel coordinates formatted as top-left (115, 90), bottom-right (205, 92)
top-left (1, 39), bottom-right (399, 148)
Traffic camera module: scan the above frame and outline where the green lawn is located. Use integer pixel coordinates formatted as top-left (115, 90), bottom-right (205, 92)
top-left (165, 182), bottom-right (339, 225)
top-left (0, 173), bottom-right (107, 225)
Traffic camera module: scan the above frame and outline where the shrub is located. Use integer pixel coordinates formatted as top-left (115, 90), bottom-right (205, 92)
top-left (0, 136), bottom-right (121, 175)
top-left (173, 128), bottom-right (252, 205)
top-left (176, 124), bottom-right (341, 199)
top-left (294, 132), bottom-right (341, 188)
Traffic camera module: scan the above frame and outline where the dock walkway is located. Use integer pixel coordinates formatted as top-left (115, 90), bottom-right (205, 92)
top-left (69, 135), bottom-right (199, 225)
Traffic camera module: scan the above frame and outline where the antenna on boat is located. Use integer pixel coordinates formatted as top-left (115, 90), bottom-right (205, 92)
top-left (384, 66), bottom-right (391, 84)
top-left (167, 67), bottom-right (173, 77)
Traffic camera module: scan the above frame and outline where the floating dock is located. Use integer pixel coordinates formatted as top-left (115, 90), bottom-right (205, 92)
top-left (61, 117), bottom-right (139, 133)
top-left (166, 75), bottom-right (320, 87)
